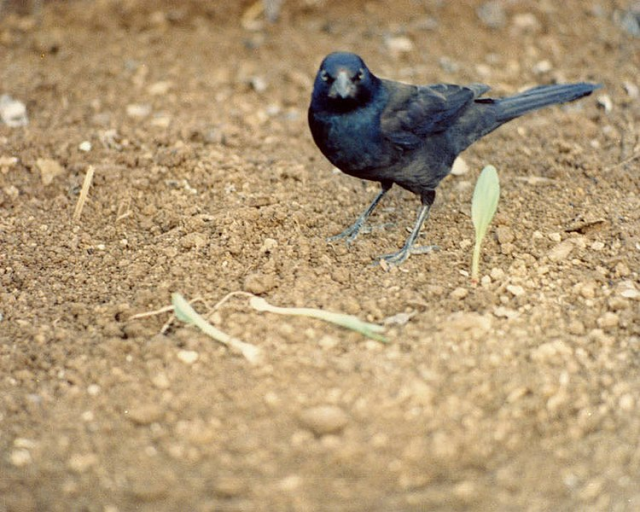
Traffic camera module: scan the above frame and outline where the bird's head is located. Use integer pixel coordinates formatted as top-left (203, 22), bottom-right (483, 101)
top-left (311, 52), bottom-right (378, 111)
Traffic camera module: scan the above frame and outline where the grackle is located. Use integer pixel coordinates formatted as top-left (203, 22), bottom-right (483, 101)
top-left (308, 52), bottom-right (600, 266)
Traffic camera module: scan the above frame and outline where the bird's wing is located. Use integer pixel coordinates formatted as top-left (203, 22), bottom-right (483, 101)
top-left (380, 81), bottom-right (490, 148)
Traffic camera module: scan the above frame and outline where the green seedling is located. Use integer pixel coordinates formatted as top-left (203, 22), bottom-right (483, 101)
top-left (249, 297), bottom-right (388, 343)
top-left (172, 292), bottom-right (263, 364)
top-left (471, 165), bottom-right (500, 283)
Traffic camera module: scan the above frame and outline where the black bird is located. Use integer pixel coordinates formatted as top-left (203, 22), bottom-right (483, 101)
top-left (308, 52), bottom-right (600, 265)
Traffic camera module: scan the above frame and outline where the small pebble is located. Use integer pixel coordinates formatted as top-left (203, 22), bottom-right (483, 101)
top-left (36, 158), bottom-right (65, 186)
top-left (79, 141), bottom-right (92, 152)
top-left (597, 312), bottom-right (619, 329)
top-left (616, 281), bottom-right (639, 299)
top-left (299, 405), bottom-right (349, 436)
top-left (548, 240), bottom-right (574, 262)
top-left (68, 452), bottom-right (99, 473)
top-left (0, 94), bottom-right (28, 127)
top-left (490, 267), bottom-right (505, 280)
top-left (177, 349), bottom-right (199, 365)
top-left (10, 449), bottom-right (32, 467)
top-left (532, 60), bottom-right (553, 75)
top-left (126, 103), bottom-right (152, 118)
top-left (495, 226), bottom-right (515, 244)
top-left (127, 403), bottom-right (164, 425)
top-left (450, 287), bottom-right (468, 299)
top-left (451, 157), bottom-right (469, 175)
top-left (511, 13), bottom-right (541, 32)
top-left (147, 80), bottom-right (172, 96)
top-left (619, 394), bottom-right (635, 411)
top-left (213, 476), bottom-right (246, 498)
top-left (385, 36), bottom-right (414, 55)
top-left (477, 1), bottom-right (506, 29)
top-left (597, 94), bottom-right (613, 113)
top-left (568, 320), bottom-right (586, 335)
top-left (506, 284), bottom-right (525, 297)
top-left (259, 237), bottom-right (278, 254)
top-left (243, 273), bottom-right (276, 295)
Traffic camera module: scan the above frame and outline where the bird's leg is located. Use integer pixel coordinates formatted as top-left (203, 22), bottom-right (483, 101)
top-left (328, 181), bottom-right (392, 245)
top-left (377, 189), bottom-right (437, 266)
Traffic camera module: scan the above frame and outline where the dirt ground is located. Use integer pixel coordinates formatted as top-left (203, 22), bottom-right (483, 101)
top-left (1, 0), bottom-right (639, 510)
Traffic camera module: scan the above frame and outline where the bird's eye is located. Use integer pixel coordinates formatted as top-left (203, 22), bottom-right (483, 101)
top-left (355, 69), bottom-right (365, 81)
top-left (320, 70), bottom-right (329, 82)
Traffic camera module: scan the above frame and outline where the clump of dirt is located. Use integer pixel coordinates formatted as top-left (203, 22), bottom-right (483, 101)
top-left (1, 0), bottom-right (639, 510)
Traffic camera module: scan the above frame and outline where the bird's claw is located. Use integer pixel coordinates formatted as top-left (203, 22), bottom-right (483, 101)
top-left (374, 244), bottom-right (439, 267)
top-left (327, 222), bottom-right (363, 245)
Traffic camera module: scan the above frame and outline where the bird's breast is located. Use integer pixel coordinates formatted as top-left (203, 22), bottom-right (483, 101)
top-left (310, 106), bottom-right (390, 176)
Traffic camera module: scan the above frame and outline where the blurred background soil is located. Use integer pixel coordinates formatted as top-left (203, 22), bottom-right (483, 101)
top-left (1, 0), bottom-right (639, 510)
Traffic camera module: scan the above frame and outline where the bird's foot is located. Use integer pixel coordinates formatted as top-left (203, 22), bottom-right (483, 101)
top-left (327, 220), bottom-right (364, 245)
top-left (375, 244), bottom-right (439, 267)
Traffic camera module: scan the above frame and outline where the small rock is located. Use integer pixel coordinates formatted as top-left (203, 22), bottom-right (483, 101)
top-left (147, 81), bottom-right (172, 96)
top-left (213, 476), bottom-right (246, 498)
top-left (36, 158), bottom-right (65, 186)
top-left (177, 349), bottom-right (199, 365)
top-left (548, 240), bottom-right (574, 262)
top-left (445, 312), bottom-right (492, 339)
top-left (450, 157), bottom-right (469, 175)
top-left (127, 404), bottom-right (164, 425)
top-left (490, 267), bottom-right (505, 280)
top-left (532, 60), bottom-right (553, 75)
top-left (619, 394), bottom-right (635, 411)
top-left (567, 319), bottom-right (585, 335)
top-left (597, 94), bottom-right (613, 113)
top-left (10, 449), bottom-right (32, 467)
top-left (250, 76), bottom-right (268, 93)
top-left (243, 273), bottom-right (276, 295)
top-left (385, 36), bottom-right (414, 55)
top-left (577, 281), bottom-right (597, 299)
top-left (318, 335), bottom-right (339, 349)
top-left (623, 81), bottom-right (639, 99)
top-left (511, 13), bottom-right (541, 33)
top-left (548, 232), bottom-right (562, 242)
top-left (615, 7), bottom-right (640, 37)
top-left (259, 237), bottom-right (278, 254)
top-left (78, 141), bottom-right (92, 152)
top-left (500, 242), bottom-right (515, 255)
top-left (531, 340), bottom-right (572, 363)
top-left (0, 94), bottom-right (28, 127)
top-left (614, 262), bottom-right (630, 277)
top-left (495, 226), bottom-right (515, 244)
top-left (450, 287), bottom-right (468, 300)
top-left (506, 284), bottom-right (525, 297)
top-left (180, 232), bottom-right (207, 250)
top-left (126, 103), bottom-right (152, 118)
top-left (299, 405), bottom-right (349, 436)
top-left (493, 306), bottom-right (519, 319)
top-left (597, 312), bottom-right (619, 329)
top-left (150, 372), bottom-right (171, 389)
top-left (590, 241), bottom-right (605, 251)
top-left (68, 452), bottom-right (99, 473)
top-left (0, 156), bottom-right (18, 173)
top-left (617, 281), bottom-right (640, 300)
top-left (477, 1), bottom-right (506, 29)
top-left (608, 297), bottom-right (629, 311)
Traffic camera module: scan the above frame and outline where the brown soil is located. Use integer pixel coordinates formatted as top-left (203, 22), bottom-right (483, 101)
top-left (1, 1), bottom-right (639, 510)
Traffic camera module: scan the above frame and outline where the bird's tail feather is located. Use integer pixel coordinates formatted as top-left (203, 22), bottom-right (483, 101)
top-left (493, 83), bottom-right (601, 123)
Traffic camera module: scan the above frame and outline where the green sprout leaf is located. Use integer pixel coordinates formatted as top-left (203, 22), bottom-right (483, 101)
top-left (471, 165), bottom-right (500, 283)
top-left (249, 297), bottom-right (389, 343)
top-left (172, 293), bottom-right (263, 364)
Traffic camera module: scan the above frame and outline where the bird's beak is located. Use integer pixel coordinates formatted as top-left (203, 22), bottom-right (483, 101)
top-left (329, 70), bottom-right (354, 99)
